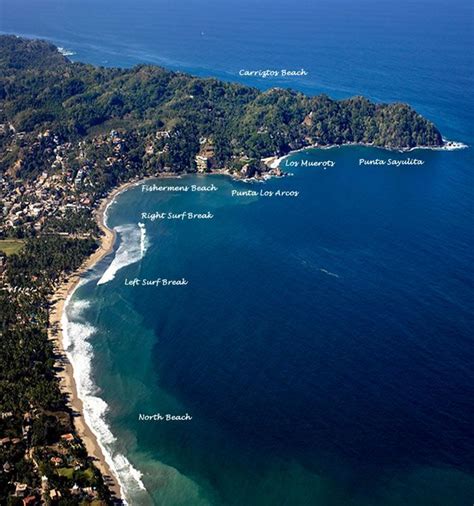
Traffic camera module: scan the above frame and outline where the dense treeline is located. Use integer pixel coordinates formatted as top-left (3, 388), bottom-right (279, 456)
top-left (42, 209), bottom-right (99, 235)
top-left (0, 35), bottom-right (443, 181)
top-left (0, 35), bottom-right (445, 503)
top-left (1, 237), bottom-right (98, 415)
top-left (5, 236), bottom-right (97, 287)
top-left (0, 235), bottom-right (112, 503)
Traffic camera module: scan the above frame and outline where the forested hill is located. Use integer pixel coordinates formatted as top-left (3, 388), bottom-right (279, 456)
top-left (0, 35), bottom-right (442, 181)
top-left (0, 34), bottom-right (445, 504)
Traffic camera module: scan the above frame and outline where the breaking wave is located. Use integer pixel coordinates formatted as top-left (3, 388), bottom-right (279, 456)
top-left (58, 46), bottom-right (76, 56)
top-left (97, 223), bottom-right (149, 285)
top-left (62, 291), bottom-right (147, 504)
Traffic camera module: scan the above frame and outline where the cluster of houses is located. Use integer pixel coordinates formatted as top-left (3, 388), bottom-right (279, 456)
top-left (195, 138), bottom-right (216, 172)
top-left (5, 475), bottom-right (101, 505)
top-left (0, 158), bottom-right (94, 236)
top-left (1, 420), bottom-right (105, 504)
top-left (0, 124), bottom-right (286, 239)
top-left (0, 171), bottom-right (94, 234)
top-left (0, 128), bottom-right (107, 236)
top-left (0, 411), bottom-right (32, 445)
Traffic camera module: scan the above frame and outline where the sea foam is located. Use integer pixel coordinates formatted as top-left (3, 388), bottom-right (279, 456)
top-left (62, 291), bottom-right (147, 504)
top-left (58, 46), bottom-right (76, 56)
top-left (97, 223), bottom-right (149, 285)
top-left (319, 268), bottom-right (340, 278)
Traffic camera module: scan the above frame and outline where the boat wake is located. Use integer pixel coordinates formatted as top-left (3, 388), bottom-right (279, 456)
top-left (97, 223), bottom-right (149, 285)
top-left (62, 294), bottom-right (147, 504)
top-left (320, 268), bottom-right (340, 278)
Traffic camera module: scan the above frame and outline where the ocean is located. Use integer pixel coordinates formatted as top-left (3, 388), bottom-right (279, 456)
top-left (1, 0), bottom-right (473, 504)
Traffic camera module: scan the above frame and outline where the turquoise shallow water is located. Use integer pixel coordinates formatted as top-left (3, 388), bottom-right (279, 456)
top-left (64, 145), bottom-right (474, 505)
top-left (3, 0), bottom-right (473, 503)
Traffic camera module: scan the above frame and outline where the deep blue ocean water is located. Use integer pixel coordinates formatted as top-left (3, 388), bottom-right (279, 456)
top-left (1, 0), bottom-right (473, 504)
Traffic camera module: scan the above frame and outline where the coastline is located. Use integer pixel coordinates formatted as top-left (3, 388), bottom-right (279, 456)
top-left (0, 17), bottom-right (470, 505)
top-left (47, 172), bottom-right (225, 502)
top-left (263, 139), bottom-right (469, 170)
top-left (48, 180), bottom-right (139, 501)
top-left (45, 137), bottom-right (468, 502)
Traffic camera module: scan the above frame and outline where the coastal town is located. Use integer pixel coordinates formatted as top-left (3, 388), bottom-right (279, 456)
top-left (1, 127), bottom-right (101, 237)
top-left (0, 35), bottom-right (449, 505)
top-left (0, 124), bottom-right (281, 505)
top-left (0, 127), bottom-right (152, 238)
top-left (0, 126), bottom-right (284, 240)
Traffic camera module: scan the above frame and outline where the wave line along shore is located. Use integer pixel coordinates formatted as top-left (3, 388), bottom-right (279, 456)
top-left (46, 136), bottom-right (468, 503)
top-left (48, 179), bottom-right (143, 503)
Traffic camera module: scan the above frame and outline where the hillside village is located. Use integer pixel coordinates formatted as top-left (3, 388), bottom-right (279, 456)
top-left (0, 125), bottom-right (283, 239)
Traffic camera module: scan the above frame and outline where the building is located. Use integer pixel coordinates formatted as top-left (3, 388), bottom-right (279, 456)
top-left (60, 433), bottom-right (75, 443)
top-left (195, 143), bottom-right (215, 172)
top-left (14, 483), bottom-right (28, 497)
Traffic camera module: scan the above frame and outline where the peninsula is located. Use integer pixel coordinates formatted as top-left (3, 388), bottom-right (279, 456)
top-left (0, 36), bottom-right (443, 213)
top-left (0, 35), bottom-right (445, 504)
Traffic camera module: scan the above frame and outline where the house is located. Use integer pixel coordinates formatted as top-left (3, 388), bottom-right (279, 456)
top-left (50, 456), bottom-right (63, 466)
top-left (195, 155), bottom-right (210, 172)
top-left (60, 433), bottom-right (75, 443)
top-left (155, 130), bottom-right (170, 139)
top-left (71, 483), bottom-right (80, 495)
top-left (84, 486), bottom-right (98, 499)
top-left (41, 475), bottom-right (49, 492)
top-left (0, 437), bottom-right (11, 446)
top-left (15, 483), bottom-right (28, 497)
top-left (50, 489), bottom-right (61, 500)
top-left (195, 143), bottom-right (215, 173)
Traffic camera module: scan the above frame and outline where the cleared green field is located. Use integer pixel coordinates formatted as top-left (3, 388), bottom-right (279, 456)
top-left (57, 466), bottom-right (95, 481)
top-left (57, 467), bottom-right (74, 479)
top-left (0, 239), bottom-right (24, 256)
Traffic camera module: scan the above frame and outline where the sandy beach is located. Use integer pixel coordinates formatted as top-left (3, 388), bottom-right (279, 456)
top-left (48, 180), bottom-right (139, 501)
top-left (45, 166), bottom-right (288, 501)
top-left (47, 173), bottom-right (210, 501)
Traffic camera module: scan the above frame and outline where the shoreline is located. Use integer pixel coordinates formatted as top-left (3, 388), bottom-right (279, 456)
top-left (48, 180), bottom-right (140, 502)
top-left (46, 137), bottom-right (468, 502)
top-left (48, 173), bottom-right (204, 502)
top-left (263, 138), bottom-right (469, 171)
